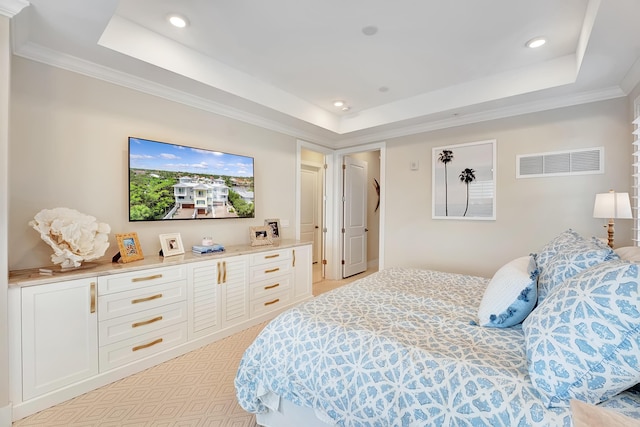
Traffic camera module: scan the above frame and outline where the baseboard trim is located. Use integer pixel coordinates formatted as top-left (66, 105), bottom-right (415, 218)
top-left (0, 402), bottom-right (12, 427)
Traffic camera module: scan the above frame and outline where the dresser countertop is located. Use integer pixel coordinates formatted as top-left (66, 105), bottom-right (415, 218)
top-left (9, 240), bottom-right (309, 288)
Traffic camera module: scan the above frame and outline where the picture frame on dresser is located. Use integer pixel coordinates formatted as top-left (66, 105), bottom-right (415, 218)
top-left (250, 226), bottom-right (273, 246)
top-left (115, 232), bottom-right (144, 263)
top-left (264, 218), bottom-right (281, 241)
top-left (159, 232), bottom-right (185, 257)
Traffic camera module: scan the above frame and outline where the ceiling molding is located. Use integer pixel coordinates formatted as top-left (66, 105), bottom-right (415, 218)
top-left (12, 40), bottom-right (629, 151)
top-left (0, 0), bottom-right (28, 18)
top-left (334, 86), bottom-right (626, 149)
top-left (13, 41), bottom-right (334, 146)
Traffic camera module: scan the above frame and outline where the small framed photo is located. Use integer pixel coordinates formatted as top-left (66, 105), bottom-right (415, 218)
top-left (264, 218), bottom-right (281, 241)
top-left (159, 232), bottom-right (185, 257)
top-left (115, 232), bottom-right (144, 263)
top-left (250, 226), bottom-right (273, 246)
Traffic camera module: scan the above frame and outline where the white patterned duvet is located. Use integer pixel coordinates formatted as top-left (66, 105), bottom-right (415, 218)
top-left (235, 268), bottom-right (640, 426)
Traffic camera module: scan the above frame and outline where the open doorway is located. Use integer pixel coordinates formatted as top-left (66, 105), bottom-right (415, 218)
top-left (297, 140), bottom-right (385, 282)
top-left (300, 148), bottom-right (325, 283)
top-left (342, 150), bottom-right (381, 278)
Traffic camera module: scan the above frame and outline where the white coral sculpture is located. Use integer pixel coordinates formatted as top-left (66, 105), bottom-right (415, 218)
top-left (29, 207), bottom-right (111, 269)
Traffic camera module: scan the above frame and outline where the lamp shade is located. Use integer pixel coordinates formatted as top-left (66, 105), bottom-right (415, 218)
top-left (593, 191), bottom-right (633, 219)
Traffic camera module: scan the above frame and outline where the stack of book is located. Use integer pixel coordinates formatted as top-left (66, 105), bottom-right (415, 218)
top-left (192, 243), bottom-right (225, 254)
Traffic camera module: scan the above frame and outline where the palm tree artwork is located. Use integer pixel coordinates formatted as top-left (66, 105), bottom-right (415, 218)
top-left (438, 150), bottom-right (454, 215)
top-left (459, 168), bottom-right (476, 216)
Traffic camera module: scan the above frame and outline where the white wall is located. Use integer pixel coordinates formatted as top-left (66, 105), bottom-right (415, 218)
top-left (383, 98), bottom-right (632, 278)
top-left (8, 57), bottom-right (299, 271)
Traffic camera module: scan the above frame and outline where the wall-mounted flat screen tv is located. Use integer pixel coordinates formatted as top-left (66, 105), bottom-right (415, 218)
top-left (128, 137), bottom-right (254, 221)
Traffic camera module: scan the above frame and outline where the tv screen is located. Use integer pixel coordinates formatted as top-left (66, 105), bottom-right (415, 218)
top-left (128, 137), bottom-right (254, 221)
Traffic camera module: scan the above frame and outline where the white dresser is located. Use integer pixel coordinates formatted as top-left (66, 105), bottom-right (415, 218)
top-left (8, 241), bottom-right (312, 421)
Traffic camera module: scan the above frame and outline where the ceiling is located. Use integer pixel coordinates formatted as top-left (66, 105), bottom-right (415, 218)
top-left (4, 0), bottom-right (640, 148)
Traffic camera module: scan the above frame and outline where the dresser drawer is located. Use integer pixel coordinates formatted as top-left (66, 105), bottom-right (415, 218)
top-left (249, 275), bottom-right (291, 301)
top-left (250, 290), bottom-right (291, 318)
top-left (99, 302), bottom-right (187, 346)
top-left (98, 281), bottom-right (187, 321)
top-left (98, 266), bottom-right (187, 295)
top-left (99, 323), bottom-right (187, 372)
top-left (249, 249), bottom-right (291, 266)
top-left (249, 259), bottom-right (292, 283)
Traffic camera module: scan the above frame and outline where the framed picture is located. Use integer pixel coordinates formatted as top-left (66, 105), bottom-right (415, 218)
top-left (250, 226), bottom-right (273, 246)
top-left (159, 232), bottom-right (185, 257)
top-left (115, 232), bottom-right (144, 263)
top-left (432, 139), bottom-right (496, 220)
top-left (264, 218), bottom-right (281, 241)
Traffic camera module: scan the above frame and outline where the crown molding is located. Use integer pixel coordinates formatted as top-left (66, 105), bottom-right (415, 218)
top-left (13, 41), bottom-right (336, 146)
top-left (12, 41), bottom-right (629, 151)
top-left (334, 86), bottom-right (626, 148)
top-left (0, 0), bottom-right (28, 18)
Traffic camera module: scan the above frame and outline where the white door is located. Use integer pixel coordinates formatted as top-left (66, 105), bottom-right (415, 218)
top-left (300, 164), bottom-right (321, 264)
top-left (343, 156), bottom-right (368, 278)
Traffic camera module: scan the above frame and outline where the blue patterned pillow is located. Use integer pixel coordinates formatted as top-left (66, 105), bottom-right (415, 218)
top-left (478, 255), bottom-right (538, 327)
top-left (522, 260), bottom-right (640, 408)
top-left (534, 230), bottom-right (617, 303)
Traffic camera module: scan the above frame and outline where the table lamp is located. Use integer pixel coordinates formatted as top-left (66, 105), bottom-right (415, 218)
top-left (593, 190), bottom-right (632, 248)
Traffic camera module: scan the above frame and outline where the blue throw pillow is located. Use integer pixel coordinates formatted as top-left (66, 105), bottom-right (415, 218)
top-left (477, 256), bottom-right (538, 327)
top-left (534, 230), bottom-right (618, 303)
top-left (522, 260), bottom-right (640, 408)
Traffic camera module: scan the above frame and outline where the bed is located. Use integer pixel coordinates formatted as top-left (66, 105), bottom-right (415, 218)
top-left (235, 230), bottom-right (640, 426)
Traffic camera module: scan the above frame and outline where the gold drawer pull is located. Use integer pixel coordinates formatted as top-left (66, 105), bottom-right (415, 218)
top-left (132, 338), bottom-right (163, 352)
top-left (293, 249), bottom-right (296, 267)
top-left (132, 274), bottom-right (162, 283)
top-left (223, 261), bottom-right (227, 283)
top-left (264, 283), bottom-right (280, 290)
top-left (90, 282), bottom-right (96, 314)
top-left (217, 262), bottom-right (221, 284)
top-left (131, 293), bottom-right (163, 304)
top-left (132, 316), bottom-right (163, 328)
top-left (265, 254), bottom-right (279, 259)
top-left (264, 298), bottom-right (280, 306)
top-left (265, 267), bottom-right (280, 274)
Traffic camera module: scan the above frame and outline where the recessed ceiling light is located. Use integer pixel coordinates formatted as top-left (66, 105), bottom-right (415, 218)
top-left (362, 25), bottom-right (378, 36)
top-left (341, 106), bottom-right (351, 112)
top-left (167, 14), bottom-right (189, 28)
top-left (333, 100), bottom-right (345, 107)
top-left (526, 37), bottom-right (546, 48)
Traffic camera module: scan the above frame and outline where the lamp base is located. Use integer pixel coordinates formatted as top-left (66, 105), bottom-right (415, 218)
top-left (606, 219), bottom-right (615, 248)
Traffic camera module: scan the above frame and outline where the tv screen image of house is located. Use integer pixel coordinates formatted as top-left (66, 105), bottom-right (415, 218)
top-left (128, 137), bottom-right (255, 221)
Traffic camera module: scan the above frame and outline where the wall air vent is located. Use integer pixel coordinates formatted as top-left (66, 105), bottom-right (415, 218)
top-left (516, 147), bottom-right (603, 178)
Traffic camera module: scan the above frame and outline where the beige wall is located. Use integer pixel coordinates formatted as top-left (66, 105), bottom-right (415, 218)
top-left (1, 14), bottom-right (11, 419)
top-left (9, 57), bottom-right (298, 270)
top-left (7, 56), bottom-right (636, 282)
top-left (383, 98), bottom-right (632, 278)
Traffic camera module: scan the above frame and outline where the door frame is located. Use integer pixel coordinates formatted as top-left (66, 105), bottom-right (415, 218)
top-left (296, 140), bottom-right (386, 281)
top-left (334, 142), bottom-right (386, 281)
top-left (296, 140), bottom-right (334, 278)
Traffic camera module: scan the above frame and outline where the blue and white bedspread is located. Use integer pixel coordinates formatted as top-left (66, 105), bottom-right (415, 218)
top-left (235, 268), bottom-right (640, 426)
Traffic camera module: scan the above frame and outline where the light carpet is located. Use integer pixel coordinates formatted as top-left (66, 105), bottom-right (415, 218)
top-left (13, 270), bottom-right (374, 426)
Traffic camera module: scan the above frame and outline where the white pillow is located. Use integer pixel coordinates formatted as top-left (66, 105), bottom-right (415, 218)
top-left (615, 246), bottom-right (640, 262)
top-left (477, 255), bottom-right (538, 327)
